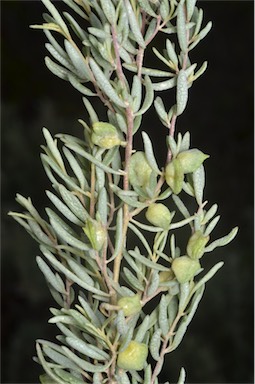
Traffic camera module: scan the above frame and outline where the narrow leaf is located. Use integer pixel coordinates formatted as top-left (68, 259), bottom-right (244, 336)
top-left (136, 75), bottom-right (154, 115)
top-left (142, 131), bottom-right (161, 174)
top-left (177, 2), bottom-right (188, 52)
top-left (135, 315), bottom-right (150, 343)
top-left (124, 0), bottom-right (145, 48)
top-left (204, 227), bottom-right (238, 252)
top-left (176, 69), bottom-right (188, 116)
top-left (177, 367), bottom-right (186, 384)
top-left (193, 164), bottom-right (205, 206)
top-left (150, 328), bottom-right (162, 361)
top-left (42, 249), bottom-right (109, 297)
top-left (36, 256), bottom-right (66, 293)
top-left (66, 337), bottom-right (109, 360)
top-left (129, 250), bottom-right (169, 272)
top-left (41, 0), bottom-right (70, 37)
top-left (159, 294), bottom-right (169, 336)
top-left (61, 346), bottom-right (111, 372)
top-left (89, 58), bottom-right (126, 107)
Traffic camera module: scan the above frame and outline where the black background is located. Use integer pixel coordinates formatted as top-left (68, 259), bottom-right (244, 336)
top-left (1, 1), bottom-right (254, 383)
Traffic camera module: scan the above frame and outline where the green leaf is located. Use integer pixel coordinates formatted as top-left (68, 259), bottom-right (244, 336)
top-left (130, 218), bottom-right (164, 232)
top-left (45, 43), bottom-right (75, 73)
top-left (41, 0), bottom-right (70, 37)
top-left (152, 77), bottom-right (176, 92)
top-left (48, 209), bottom-right (88, 248)
top-left (136, 75), bottom-right (154, 116)
top-left (36, 256), bottom-right (66, 294)
top-left (66, 337), bottom-right (109, 360)
top-left (189, 21), bottom-right (212, 51)
top-left (166, 39), bottom-right (178, 66)
top-left (53, 368), bottom-right (83, 384)
top-left (168, 295), bottom-right (178, 328)
top-left (100, 0), bottom-right (116, 24)
top-left (83, 96), bottom-right (99, 124)
top-left (128, 251), bottom-right (169, 272)
top-left (154, 96), bottom-right (169, 126)
top-left (97, 187), bottom-right (108, 225)
top-left (159, 0), bottom-right (170, 21)
top-left (131, 75), bottom-right (142, 113)
top-left (138, 0), bottom-right (157, 17)
top-left (116, 310), bottom-right (128, 335)
top-left (124, 63), bottom-right (173, 78)
top-left (110, 184), bottom-right (145, 208)
top-left (46, 190), bottom-right (83, 226)
top-left (177, 1), bottom-right (188, 52)
top-left (89, 58), bottom-right (126, 107)
top-left (124, 0), bottom-right (145, 48)
top-left (61, 346), bottom-right (111, 372)
top-left (204, 215), bottom-right (220, 236)
top-left (171, 285), bottom-right (205, 351)
top-left (58, 184), bottom-right (89, 222)
top-left (142, 131), bottom-right (161, 175)
top-left (78, 296), bottom-right (101, 327)
top-left (204, 227), bottom-right (238, 252)
top-left (30, 22), bottom-right (63, 34)
top-left (118, 371), bottom-right (131, 384)
top-left (43, 128), bottom-right (65, 172)
top-left (42, 249), bottom-right (110, 297)
top-left (62, 146), bottom-right (88, 190)
top-left (110, 208), bottom-right (123, 261)
top-left (176, 69), bottom-right (188, 116)
top-left (169, 216), bottom-right (195, 230)
top-left (177, 367), bottom-right (186, 384)
top-left (172, 195), bottom-right (191, 220)
top-left (149, 328), bottom-right (162, 361)
top-left (186, 0), bottom-right (197, 21)
top-left (159, 294), bottom-right (169, 336)
top-left (135, 315), bottom-right (150, 343)
top-left (191, 262), bottom-right (224, 296)
top-left (41, 153), bottom-right (86, 195)
top-left (36, 343), bottom-right (63, 384)
top-left (62, 0), bottom-right (87, 19)
top-left (191, 61), bottom-right (208, 81)
top-left (147, 271), bottom-right (160, 296)
top-left (178, 282), bottom-right (190, 311)
top-left (93, 373), bottom-right (103, 384)
top-left (65, 142), bottom-right (124, 175)
top-left (28, 219), bottom-right (54, 247)
top-left (66, 258), bottom-right (95, 287)
top-left (44, 29), bottom-right (67, 57)
top-left (67, 73), bottom-right (96, 96)
top-left (41, 344), bottom-right (79, 371)
top-left (64, 40), bottom-right (90, 80)
top-left (123, 250), bottom-right (147, 281)
top-left (192, 164), bottom-right (205, 206)
top-left (202, 204), bottom-right (218, 225)
top-left (123, 267), bottom-right (144, 291)
top-left (179, 131), bottom-right (190, 152)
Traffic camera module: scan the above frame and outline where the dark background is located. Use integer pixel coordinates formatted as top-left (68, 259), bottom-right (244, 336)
top-left (1, 1), bottom-right (254, 383)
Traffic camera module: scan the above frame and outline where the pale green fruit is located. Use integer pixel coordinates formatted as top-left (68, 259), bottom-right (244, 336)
top-left (117, 341), bottom-right (148, 371)
top-left (172, 256), bottom-right (200, 284)
top-left (83, 219), bottom-right (106, 251)
top-left (159, 270), bottom-right (175, 283)
top-left (177, 149), bottom-right (209, 174)
top-left (186, 230), bottom-right (210, 259)
top-left (165, 158), bottom-right (184, 195)
top-left (145, 203), bottom-right (171, 229)
top-left (128, 152), bottom-right (152, 188)
top-left (117, 294), bottom-right (142, 316)
top-left (91, 121), bottom-right (121, 149)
